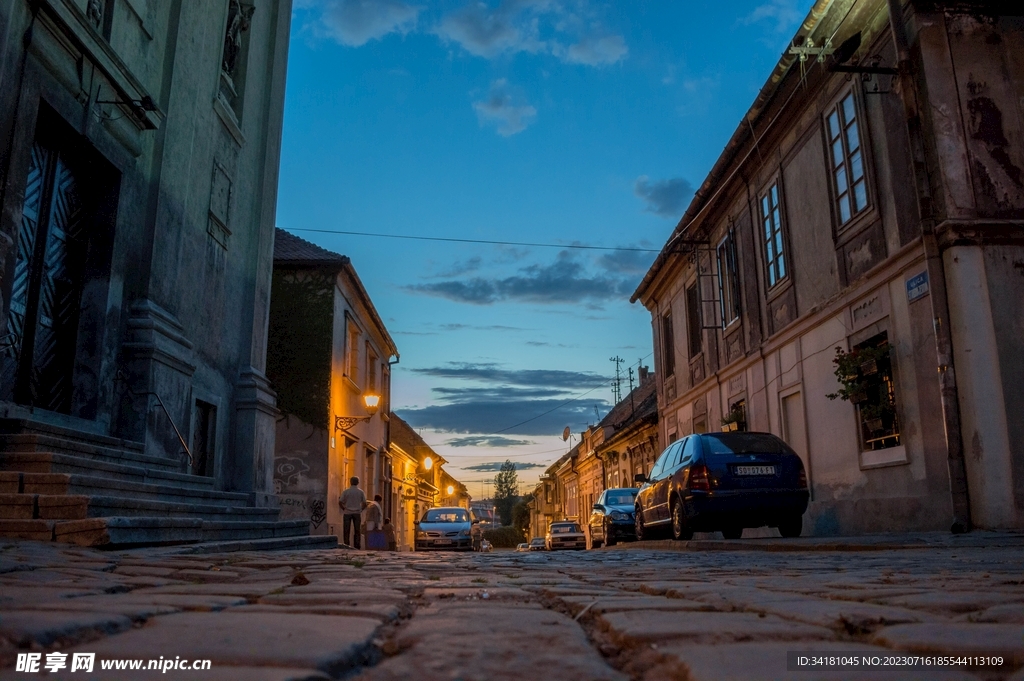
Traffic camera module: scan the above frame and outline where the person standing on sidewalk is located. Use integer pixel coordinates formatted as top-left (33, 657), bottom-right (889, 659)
top-left (383, 517), bottom-right (397, 551)
top-left (365, 494), bottom-right (387, 550)
top-left (339, 477), bottom-right (367, 548)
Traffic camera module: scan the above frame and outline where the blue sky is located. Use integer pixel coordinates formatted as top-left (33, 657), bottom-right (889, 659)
top-left (276, 0), bottom-right (807, 497)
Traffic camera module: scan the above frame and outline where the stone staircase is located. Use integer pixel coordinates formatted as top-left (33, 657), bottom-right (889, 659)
top-left (0, 419), bottom-right (337, 550)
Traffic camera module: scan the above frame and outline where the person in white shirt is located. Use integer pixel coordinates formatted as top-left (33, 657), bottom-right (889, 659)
top-left (338, 477), bottom-right (367, 548)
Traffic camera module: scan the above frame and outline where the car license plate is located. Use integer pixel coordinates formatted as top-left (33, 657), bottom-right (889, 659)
top-left (434, 539), bottom-right (453, 545)
top-left (734, 465), bottom-right (776, 476)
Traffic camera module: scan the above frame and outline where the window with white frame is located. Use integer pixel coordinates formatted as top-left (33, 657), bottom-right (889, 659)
top-left (686, 283), bottom-right (702, 357)
top-left (345, 317), bottom-right (360, 384)
top-left (717, 231), bottom-right (740, 327)
top-left (760, 182), bottom-right (787, 287)
top-left (827, 92), bottom-right (868, 225)
top-left (660, 312), bottom-right (675, 377)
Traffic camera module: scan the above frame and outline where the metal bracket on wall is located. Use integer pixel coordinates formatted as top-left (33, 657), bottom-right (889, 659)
top-left (335, 415), bottom-right (372, 433)
top-left (115, 368), bottom-right (193, 469)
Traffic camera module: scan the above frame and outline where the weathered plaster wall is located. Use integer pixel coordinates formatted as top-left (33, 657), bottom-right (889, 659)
top-left (273, 414), bottom-right (328, 534)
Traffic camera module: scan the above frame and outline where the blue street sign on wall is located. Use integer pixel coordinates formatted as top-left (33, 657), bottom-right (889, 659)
top-left (906, 271), bottom-right (929, 302)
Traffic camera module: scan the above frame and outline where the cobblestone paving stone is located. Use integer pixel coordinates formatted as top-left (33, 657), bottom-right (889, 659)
top-left (1, 538), bottom-right (1023, 679)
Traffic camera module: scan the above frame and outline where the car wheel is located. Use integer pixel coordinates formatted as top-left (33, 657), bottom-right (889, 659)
top-left (721, 526), bottom-right (743, 540)
top-left (605, 522), bottom-right (617, 547)
top-left (671, 497), bottom-right (694, 541)
top-left (634, 507), bottom-right (646, 541)
top-left (778, 514), bottom-right (803, 538)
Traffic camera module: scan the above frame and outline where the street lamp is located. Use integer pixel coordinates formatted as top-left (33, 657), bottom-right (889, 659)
top-left (334, 393), bottom-right (381, 432)
top-left (446, 485), bottom-right (455, 496)
top-left (422, 456), bottom-right (433, 471)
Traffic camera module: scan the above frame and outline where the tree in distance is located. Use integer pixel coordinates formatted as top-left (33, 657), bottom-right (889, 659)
top-left (494, 460), bottom-right (519, 527)
top-left (512, 493), bottom-right (533, 538)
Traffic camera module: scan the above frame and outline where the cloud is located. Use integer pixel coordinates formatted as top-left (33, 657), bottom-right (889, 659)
top-left (432, 386), bottom-right (566, 400)
top-left (405, 250), bottom-right (636, 304)
top-left (396, 361), bottom-right (613, 436)
top-left (596, 247), bottom-right (656, 276)
top-left (439, 323), bottom-right (528, 332)
top-left (412, 363), bottom-right (607, 390)
top-left (396, 395), bottom-right (609, 436)
top-left (634, 176), bottom-right (694, 218)
top-left (446, 436), bottom-right (536, 448)
top-left (435, 0), bottom-right (626, 67)
top-left (435, 256), bottom-right (483, 277)
top-left (525, 341), bottom-right (577, 348)
top-left (473, 79), bottom-right (537, 136)
top-left (740, 0), bottom-right (804, 34)
top-left (435, 0), bottom-right (545, 58)
top-left (462, 461), bottom-right (546, 472)
top-left (315, 0), bottom-right (422, 46)
top-left (564, 35), bottom-right (627, 65)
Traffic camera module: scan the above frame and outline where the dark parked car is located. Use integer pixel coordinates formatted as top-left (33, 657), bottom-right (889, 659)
top-left (633, 432), bottom-right (808, 540)
top-left (587, 487), bottom-right (639, 548)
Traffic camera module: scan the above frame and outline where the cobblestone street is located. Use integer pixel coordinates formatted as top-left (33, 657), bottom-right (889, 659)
top-left (1, 536), bottom-right (1024, 680)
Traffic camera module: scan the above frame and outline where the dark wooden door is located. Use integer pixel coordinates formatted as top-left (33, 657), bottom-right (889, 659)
top-left (1, 137), bottom-right (88, 413)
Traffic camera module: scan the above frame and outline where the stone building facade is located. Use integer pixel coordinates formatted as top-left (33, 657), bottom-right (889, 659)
top-left (0, 0), bottom-right (291, 499)
top-left (632, 0), bottom-right (1024, 534)
top-left (268, 229), bottom-right (397, 539)
top-left (529, 372), bottom-right (659, 539)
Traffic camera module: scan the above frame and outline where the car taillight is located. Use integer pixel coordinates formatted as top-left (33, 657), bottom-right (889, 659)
top-left (690, 463), bottom-right (710, 491)
top-left (798, 466), bottom-right (807, 488)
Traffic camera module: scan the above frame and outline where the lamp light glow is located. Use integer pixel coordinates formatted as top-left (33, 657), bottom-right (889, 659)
top-left (363, 393), bottom-right (381, 415)
top-left (446, 485), bottom-right (455, 495)
top-left (423, 456), bottom-right (433, 470)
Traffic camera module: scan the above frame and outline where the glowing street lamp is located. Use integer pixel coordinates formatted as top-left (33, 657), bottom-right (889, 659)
top-left (334, 393), bottom-right (381, 432)
top-left (446, 485), bottom-right (455, 496)
top-left (422, 456), bottom-right (433, 471)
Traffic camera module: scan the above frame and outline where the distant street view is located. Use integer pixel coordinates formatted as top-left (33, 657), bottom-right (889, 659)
top-left (0, 0), bottom-right (1022, 678)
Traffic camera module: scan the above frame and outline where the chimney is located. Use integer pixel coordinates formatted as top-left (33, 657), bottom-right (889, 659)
top-left (638, 366), bottom-right (650, 383)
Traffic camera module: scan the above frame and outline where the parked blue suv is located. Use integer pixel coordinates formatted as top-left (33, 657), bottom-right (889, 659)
top-left (633, 432), bottom-right (808, 540)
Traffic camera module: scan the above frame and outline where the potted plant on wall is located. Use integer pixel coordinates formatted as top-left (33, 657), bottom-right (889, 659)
top-left (720, 405), bottom-right (746, 432)
top-left (825, 344), bottom-right (891, 404)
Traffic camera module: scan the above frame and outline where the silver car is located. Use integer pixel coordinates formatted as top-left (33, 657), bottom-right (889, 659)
top-left (415, 507), bottom-right (474, 551)
top-left (545, 521), bottom-right (586, 550)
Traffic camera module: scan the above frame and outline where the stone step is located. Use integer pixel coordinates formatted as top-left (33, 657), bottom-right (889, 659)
top-left (48, 517), bottom-right (318, 548)
top-left (0, 451), bottom-right (215, 490)
top-left (168, 534), bottom-right (340, 554)
top-left (54, 517), bottom-right (206, 546)
top-left (0, 492), bottom-right (281, 522)
top-left (0, 432), bottom-right (181, 473)
top-left (200, 519), bottom-right (311, 542)
top-left (19, 472), bottom-right (251, 507)
top-left (0, 518), bottom-right (57, 541)
top-left (0, 515), bottom-right (324, 548)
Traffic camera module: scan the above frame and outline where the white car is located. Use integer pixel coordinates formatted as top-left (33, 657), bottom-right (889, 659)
top-left (545, 521), bottom-right (586, 550)
top-left (515, 543), bottom-right (530, 552)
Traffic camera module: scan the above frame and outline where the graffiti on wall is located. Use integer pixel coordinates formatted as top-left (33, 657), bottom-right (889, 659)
top-left (274, 456), bottom-right (310, 493)
top-left (310, 499), bottom-right (326, 529)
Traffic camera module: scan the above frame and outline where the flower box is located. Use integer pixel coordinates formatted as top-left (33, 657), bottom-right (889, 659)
top-left (864, 417), bottom-right (884, 433)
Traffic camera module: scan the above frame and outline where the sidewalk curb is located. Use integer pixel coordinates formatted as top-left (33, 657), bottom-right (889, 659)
top-left (604, 531), bottom-right (1024, 553)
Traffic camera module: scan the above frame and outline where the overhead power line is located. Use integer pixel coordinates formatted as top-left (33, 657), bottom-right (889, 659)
top-left (288, 228), bottom-right (660, 253)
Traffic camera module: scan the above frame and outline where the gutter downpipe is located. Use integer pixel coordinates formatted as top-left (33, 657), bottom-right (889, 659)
top-left (885, 0), bottom-right (971, 533)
